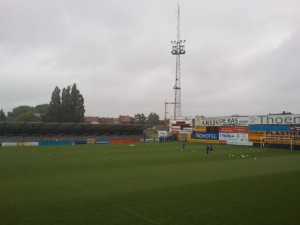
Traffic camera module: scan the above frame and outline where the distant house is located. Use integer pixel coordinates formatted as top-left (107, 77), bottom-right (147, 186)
top-left (86, 115), bottom-right (133, 124)
top-left (112, 118), bottom-right (119, 124)
top-left (99, 117), bottom-right (113, 124)
top-left (119, 115), bottom-right (132, 124)
top-left (84, 116), bottom-right (99, 124)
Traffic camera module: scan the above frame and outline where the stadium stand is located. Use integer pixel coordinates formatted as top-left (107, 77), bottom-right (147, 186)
top-left (0, 122), bottom-right (153, 144)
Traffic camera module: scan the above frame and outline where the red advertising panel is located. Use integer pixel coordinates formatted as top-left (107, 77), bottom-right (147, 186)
top-left (219, 126), bottom-right (248, 134)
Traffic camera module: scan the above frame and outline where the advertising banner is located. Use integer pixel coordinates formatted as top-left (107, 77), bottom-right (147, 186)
top-left (1, 142), bottom-right (17, 147)
top-left (39, 141), bottom-right (74, 146)
top-left (249, 125), bottom-right (290, 132)
top-left (290, 125), bottom-right (300, 131)
top-left (183, 127), bottom-right (193, 133)
top-left (265, 131), bottom-right (300, 141)
top-left (158, 130), bottom-right (168, 137)
top-left (192, 132), bottom-right (219, 140)
top-left (219, 126), bottom-right (248, 134)
top-left (249, 131), bottom-right (266, 142)
top-left (194, 126), bottom-right (206, 132)
top-left (96, 140), bottom-right (109, 144)
top-left (219, 133), bottom-right (249, 144)
top-left (110, 139), bottom-right (140, 144)
top-left (195, 114), bottom-right (300, 126)
top-left (206, 126), bottom-right (219, 132)
top-left (189, 139), bottom-right (220, 144)
top-left (25, 142), bottom-right (39, 146)
top-left (87, 139), bottom-right (95, 144)
top-left (195, 116), bottom-right (250, 126)
top-left (253, 115), bottom-right (300, 125)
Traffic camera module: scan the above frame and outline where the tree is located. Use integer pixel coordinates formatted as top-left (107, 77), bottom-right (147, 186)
top-left (45, 84), bottom-right (85, 123)
top-left (147, 112), bottom-right (161, 125)
top-left (8, 105), bottom-right (34, 118)
top-left (0, 109), bottom-right (6, 121)
top-left (16, 112), bottom-right (41, 122)
top-left (70, 83), bottom-right (85, 123)
top-left (134, 113), bottom-right (147, 124)
top-left (45, 86), bottom-right (61, 122)
top-left (7, 105), bottom-right (49, 122)
top-left (61, 86), bottom-right (72, 122)
top-left (35, 104), bottom-right (49, 115)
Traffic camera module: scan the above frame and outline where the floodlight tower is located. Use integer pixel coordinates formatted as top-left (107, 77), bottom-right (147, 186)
top-left (171, 2), bottom-right (186, 120)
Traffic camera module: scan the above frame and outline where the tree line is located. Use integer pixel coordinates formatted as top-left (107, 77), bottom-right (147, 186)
top-left (0, 84), bottom-right (164, 125)
top-left (133, 112), bottom-right (164, 125)
top-left (0, 83), bottom-right (85, 123)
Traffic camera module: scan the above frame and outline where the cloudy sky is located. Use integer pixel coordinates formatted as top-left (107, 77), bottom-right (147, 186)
top-left (1, 0), bottom-right (300, 119)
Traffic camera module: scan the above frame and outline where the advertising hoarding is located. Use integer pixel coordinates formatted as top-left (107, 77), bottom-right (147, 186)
top-left (249, 131), bottom-right (266, 143)
top-left (219, 133), bottom-right (249, 145)
top-left (192, 132), bottom-right (219, 140)
top-left (195, 116), bottom-right (250, 126)
top-left (188, 139), bottom-right (220, 144)
top-left (25, 142), bottom-right (39, 146)
top-left (249, 125), bottom-right (290, 131)
top-left (158, 130), bottom-right (168, 137)
top-left (194, 126), bottom-right (206, 132)
top-left (219, 126), bottom-right (248, 134)
top-left (195, 114), bottom-right (300, 126)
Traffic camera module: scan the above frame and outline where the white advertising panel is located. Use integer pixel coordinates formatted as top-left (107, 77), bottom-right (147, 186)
top-left (195, 116), bottom-right (250, 126)
top-left (183, 127), bottom-right (193, 134)
top-left (25, 142), bottom-right (39, 146)
top-left (1, 142), bottom-right (17, 147)
top-left (158, 131), bottom-right (168, 137)
top-left (195, 114), bottom-right (300, 126)
top-left (219, 133), bottom-right (250, 145)
top-left (253, 115), bottom-right (300, 125)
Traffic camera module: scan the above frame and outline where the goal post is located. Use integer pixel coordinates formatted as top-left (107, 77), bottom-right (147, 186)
top-left (260, 136), bottom-right (293, 150)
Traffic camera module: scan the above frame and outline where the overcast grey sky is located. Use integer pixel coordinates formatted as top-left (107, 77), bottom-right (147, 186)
top-left (1, 0), bottom-right (300, 118)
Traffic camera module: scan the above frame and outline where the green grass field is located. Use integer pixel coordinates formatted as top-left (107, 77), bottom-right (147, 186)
top-left (1, 142), bottom-right (300, 225)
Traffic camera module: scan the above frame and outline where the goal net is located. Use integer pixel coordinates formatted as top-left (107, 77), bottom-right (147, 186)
top-left (260, 136), bottom-right (293, 150)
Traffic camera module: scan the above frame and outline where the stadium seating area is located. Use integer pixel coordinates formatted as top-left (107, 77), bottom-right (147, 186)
top-left (0, 122), bottom-right (153, 145)
top-left (0, 134), bottom-right (143, 143)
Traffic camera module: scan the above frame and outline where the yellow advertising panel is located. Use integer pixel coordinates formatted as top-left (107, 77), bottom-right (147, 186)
top-left (87, 139), bottom-right (95, 144)
top-left (16, 142), bottom-right (25, 147)
top-left (188, 138), bottom-right (219, 144)
top-left (253, 130), bottom-right (300, 144)
top-left (249, 131), bottom-right (266, 143)
top-left (178, 133), bottom-right (190, 140)
top-left (194, 126), bottom-right (206, 132)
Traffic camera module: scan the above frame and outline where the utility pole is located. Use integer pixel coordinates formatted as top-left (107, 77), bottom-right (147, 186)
top-left (164, 101), bottom-right (175, 125)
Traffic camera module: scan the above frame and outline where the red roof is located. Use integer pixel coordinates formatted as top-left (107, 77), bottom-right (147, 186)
top-left (119, 115), bottom-right (132, 124)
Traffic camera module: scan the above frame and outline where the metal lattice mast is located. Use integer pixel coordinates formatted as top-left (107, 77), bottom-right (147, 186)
top-left (171, 2), bottom-right (185, 120)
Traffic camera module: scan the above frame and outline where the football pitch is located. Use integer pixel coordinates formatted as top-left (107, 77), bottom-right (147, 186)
top-left (1, 142), bottom-right (300, 225)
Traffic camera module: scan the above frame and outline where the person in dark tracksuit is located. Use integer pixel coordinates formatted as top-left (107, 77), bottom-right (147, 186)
top-left (209, 144), bottom-right (214, 153)
top-left (206, 144), bottom-right (213, 156)
top-left (181, 139), bottom-right (186, 151)
top-left (206, 144), bottom-right (210, 156)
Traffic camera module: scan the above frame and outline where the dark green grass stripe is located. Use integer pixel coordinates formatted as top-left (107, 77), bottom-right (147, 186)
top-left (107, 171), bottom-right (300, 225)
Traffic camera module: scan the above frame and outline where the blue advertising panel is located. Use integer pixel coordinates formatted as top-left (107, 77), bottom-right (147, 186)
top-left (249, 125), bottom-right (290, 132)
top-left (39, 141), bottom-right (74, 146)
top-left (96, 140), bottom-right (110, 144)
top-left (192, 132), bottom-right (219, 140)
